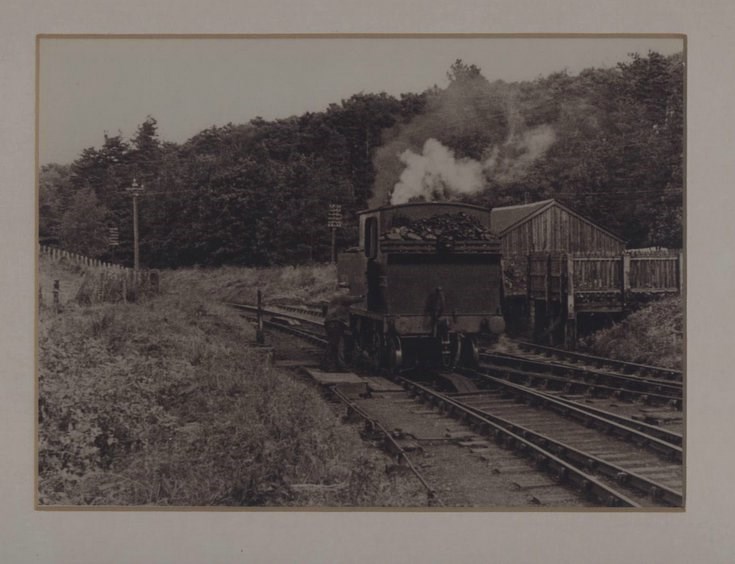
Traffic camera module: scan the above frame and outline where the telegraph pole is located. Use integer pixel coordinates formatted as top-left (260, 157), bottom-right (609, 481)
top-left (127, 177), bottom-right (144, 271)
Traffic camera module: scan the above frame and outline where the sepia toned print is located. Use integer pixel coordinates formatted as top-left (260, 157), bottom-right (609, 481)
top-left (37, 35), bottom-right (684, 509)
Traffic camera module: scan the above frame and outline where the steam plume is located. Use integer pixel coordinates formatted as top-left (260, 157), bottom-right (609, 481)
top-left (391, 139), bottom-right (484, 205)
top-left (388, 125), bottom-right (556, 205)
top-left (370, 73), bottom-right (557, 207)
top-left (485, 124), bottom-right (556, 183)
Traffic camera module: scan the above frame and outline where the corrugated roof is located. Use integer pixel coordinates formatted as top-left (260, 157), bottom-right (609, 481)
top-left (490, 199), bottom-right (555, 234)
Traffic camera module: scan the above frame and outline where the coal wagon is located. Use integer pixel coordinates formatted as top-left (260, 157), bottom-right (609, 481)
top-left (337, 202), bottom-right (505, 371)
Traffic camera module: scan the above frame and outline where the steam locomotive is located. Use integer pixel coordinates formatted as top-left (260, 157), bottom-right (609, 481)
top-left (337, 202), bottom-right (505, 372)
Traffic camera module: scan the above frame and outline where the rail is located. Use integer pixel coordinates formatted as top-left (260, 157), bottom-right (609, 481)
top-left (399, 378), bottom-right (641, 507)
top-left (450, 390), bottom-right (682, 507)
top-left (226, 302), bottom-right (683, 507)
top-left (226, 303), bottom-right (326, 333)
top-left (331, 385), bottom-right (439, 506)
top-left (461, 367), bottom-right (682, 462)
top-left (230, 302), bottom-right (439, 504)
top-left (480, 351), bottom-right (682, 408)
top-left (518, 342), bottom-right (683, 381)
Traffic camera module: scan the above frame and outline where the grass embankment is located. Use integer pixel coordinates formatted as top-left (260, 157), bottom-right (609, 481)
top-left (39, 258), bottom-right (423, 506)
top-left (579, 296), bottom-right (684, 370)
top-left (165, 264), bottom-right (338, 306)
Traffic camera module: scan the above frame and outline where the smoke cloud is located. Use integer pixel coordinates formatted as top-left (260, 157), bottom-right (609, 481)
top-left (485, 124), bottom-right (556, 183)
top-left (388, 125), bottom-right (556, 205)
top-left (371, 79), bottom-right (510, 208)
top-left (370, 75), bottom-right (557, 207)
top-left (391, 139), bottom-right (484, 205)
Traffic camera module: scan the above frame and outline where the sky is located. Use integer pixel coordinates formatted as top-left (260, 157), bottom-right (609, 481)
top-left (38, 36), bottom-right (684, 165)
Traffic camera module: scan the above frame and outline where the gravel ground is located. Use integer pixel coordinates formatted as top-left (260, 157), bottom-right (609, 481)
top-left (352, 390), bottom-right (591, 507)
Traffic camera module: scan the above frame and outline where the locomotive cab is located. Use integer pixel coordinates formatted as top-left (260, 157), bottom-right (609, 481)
top-left (338, 202), bottom-right (505, 371)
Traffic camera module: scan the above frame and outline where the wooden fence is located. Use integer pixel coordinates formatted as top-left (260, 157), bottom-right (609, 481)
top-left (40, 245), bottom-right (128, 271)
top-left (571, 256), bottom-right (622, 292)
top-left (519, 250), bottom-right (682, 347)
top-left (628, 254), bottom-right (681, 292)
top-left (525, 250), bottom-right (683, 305)
top-left (39, 245), bottom-right (159, 306)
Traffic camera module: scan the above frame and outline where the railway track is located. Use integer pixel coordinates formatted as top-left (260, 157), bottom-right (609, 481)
top-left (237, 302), bottom-right (684, 410)
top-left (330, 384), bottom-right (440, 506)
top-left (227, 301), bottom-right (684, 508)
top-left (252, 303), bottom-right (683, 379)
top-left (401, 378), bottom-right (681, 507)
top-left (516, 342), bottom-right (683, 383)
top-left (228, 302), bottom-right (442, 504)
top-left (450, 372), bottom-right (683, 506)
top-left (467, 365), bottom-right (683, 450)
top-left (348, 379), bottom-right (591, 507)
top-left (226, 302), bottom-right (325, 343)
top-left (478, 350), bottom-right (683, 408)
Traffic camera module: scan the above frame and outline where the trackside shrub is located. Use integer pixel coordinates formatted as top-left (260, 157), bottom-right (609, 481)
top-left (39, 266), bottom-right (425, 506)
top-left (579, 296), bottom-right (683, 370)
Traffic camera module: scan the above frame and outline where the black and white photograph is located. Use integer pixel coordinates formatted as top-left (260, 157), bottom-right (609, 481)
top-left (36, 35), bottom-right (685, 510)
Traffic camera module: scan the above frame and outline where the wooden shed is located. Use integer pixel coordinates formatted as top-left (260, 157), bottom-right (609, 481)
top-left (490, 199), bottom-right (625, 257)
top-left (490, 199), bottom-right (682, 347)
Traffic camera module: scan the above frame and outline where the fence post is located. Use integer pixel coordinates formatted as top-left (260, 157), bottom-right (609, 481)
top-left (566, 255), bottom-right (575, 319)
top-left (526, 254), bottom-right (534, 335)
top-left (53, 280), bottom-right (60, 313)
top-left (622, 253), bottom-right (631, 308)
top-left (150, 270), bottom-right (160, 294)
top-left (565, 255), bottom-right (576, 349)
top-left (256, 289), bottom-right (265, 344)
top-left (545, 253), bottom-right (551, 306)
top-left (678, 251), bottom-right (684, 292)
top-left (98, 272), bottom-right (105, 302)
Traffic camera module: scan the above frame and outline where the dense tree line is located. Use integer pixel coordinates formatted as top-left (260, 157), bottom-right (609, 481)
top-left (39, 51), bottom-right (683, 267)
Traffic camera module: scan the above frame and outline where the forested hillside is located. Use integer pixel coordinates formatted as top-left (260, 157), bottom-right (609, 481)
top-left (39, 52), bottom-right (683, 268)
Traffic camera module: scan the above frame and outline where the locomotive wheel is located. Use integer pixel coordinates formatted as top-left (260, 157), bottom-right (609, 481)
top-left (386, 335), bottom-right (403, 374)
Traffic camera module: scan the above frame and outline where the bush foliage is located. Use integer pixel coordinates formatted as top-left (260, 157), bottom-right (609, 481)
top-left (38, 264), bottom-right (423, 506)
top-left (579, 296), bottom-right (683, 370)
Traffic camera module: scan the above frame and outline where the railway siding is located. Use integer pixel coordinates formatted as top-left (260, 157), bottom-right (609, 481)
top-left (463, 369), bottom-right (682, 462)
top-left (451, 390), bottom-right (682, 507)
top-left (518, 342), bottom-right (683, 381)
top-left (228, 301), bottom-right (684, 508)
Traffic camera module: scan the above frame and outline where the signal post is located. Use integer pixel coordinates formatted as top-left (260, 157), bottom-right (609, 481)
top-left (328, 204), bottom-right (342, 263)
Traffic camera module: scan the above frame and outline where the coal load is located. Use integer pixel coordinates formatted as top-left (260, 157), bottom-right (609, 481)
top-left (382, 212), bottom-right (495, 242)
